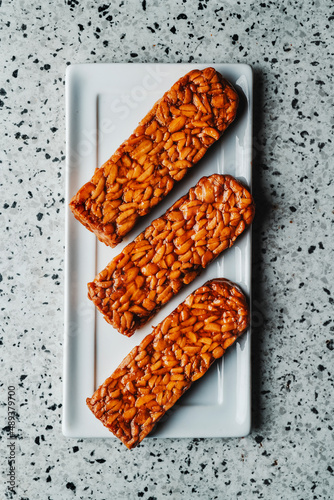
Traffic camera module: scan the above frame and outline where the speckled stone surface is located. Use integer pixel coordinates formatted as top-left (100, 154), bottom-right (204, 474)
top-left (1, 0), bottom-right (333, 498)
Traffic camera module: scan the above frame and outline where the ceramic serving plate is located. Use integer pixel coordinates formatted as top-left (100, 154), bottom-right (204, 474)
top-left (63, 63), bottom-right (253, 439)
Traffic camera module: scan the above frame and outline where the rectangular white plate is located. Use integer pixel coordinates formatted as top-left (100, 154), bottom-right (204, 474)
top-left (63, 63), bottom-right (253, 439)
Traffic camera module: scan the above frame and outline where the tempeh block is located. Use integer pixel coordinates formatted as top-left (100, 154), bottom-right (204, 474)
top-left (88, 174), bottom-right (255, 336)
top-left (86, 278), bottom-right (249, 449)
top-left (70, 68), bottom-right (239, 247)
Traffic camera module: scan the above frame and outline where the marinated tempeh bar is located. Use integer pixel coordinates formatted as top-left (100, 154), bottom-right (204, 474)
top-left (86, 279), bottom-right (250, 449)
top-left (88, 174), bottom-right (255, 336)
top-left (70, 68), bottom-right (239, 247)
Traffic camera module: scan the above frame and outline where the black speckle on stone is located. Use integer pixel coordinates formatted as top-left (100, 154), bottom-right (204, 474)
top-left (142, 0), bottom-right (146, 10)
top-left (36, 213), bottom-right (43, 221)
top-left (232, 34), bottom-right (239, 41)
top-left (3, 203), bottom-right (9, 209)
top-left (177, 13), bottom-right (187, 19)
top-left (0, 88), bottom-right (6, 96)
top-left (12, 69), bottom-right (18, 78)
top-left (308, 245), bottom-right (316, 254)
top-left (0, 274), bottom-right (2, 282)
top-left (44, 64), bottom-right (51, 70)
top-left (319, 242), bottom-right (324, 249)
top-left (73, 446), bottom-right (79, 453)
top-left (78, 23), bottom-right (84, 31)
top-left (292, 98), bottom-right (298, 109)
top-left (66, 0), bottom-right (79, 11)
top-left (35, 436), bottom-right (40, 445)
top-left (323, 288), bottom-right (330, 295)
top-left (311, 407), bottom-right (318, 414)
top-left (103, 40), bottom-right (109, 47)
top-left (20, 374), bottom-right (27, 381)
top-left (170, 26), bottom-right (176, 34)
top-left (46, 475), bottom-right (51, 483)
top-left (28, 191), bottom-right (33, 198)
top-left (98, 3), bottom-right (110, 13)
top-left (289, 206), bottom-right (296, 212)
top-left (50, 127), bottom-right (58, 133)
top-left (326, 339), bottom-right (333, 351)
top-left (255, 435), bottom-right (264, 444)
top-left (130, 52), bottom-right (138, 58)
top-left (96, 458), bottom-right (106, 463)
top-left (66, 482), bottom-right (76, 492)
top-left (48, 404), bottom-right (57, 411)
top-left (318, 364), bottom-right (325, 371)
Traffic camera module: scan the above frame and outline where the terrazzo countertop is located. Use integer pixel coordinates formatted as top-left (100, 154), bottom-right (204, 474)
top-left (1, 1), bottom-right (333, 499)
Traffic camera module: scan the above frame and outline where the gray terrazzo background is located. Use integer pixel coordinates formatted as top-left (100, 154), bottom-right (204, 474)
top-left (1, 0), bottom-right (333, 498)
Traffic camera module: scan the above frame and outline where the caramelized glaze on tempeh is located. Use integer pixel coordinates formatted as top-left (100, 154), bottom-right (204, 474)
top-left (70, 68), bottom-right (239, 247)
top-left (88, 174), bottom-right (254, 336)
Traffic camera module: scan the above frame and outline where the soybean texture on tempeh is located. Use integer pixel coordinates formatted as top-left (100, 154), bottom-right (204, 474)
top-left (86, 279), bottom-right (250, 449)
top-left (70, 68), bottom-right (239, 247)
top-left (88, 174), bottom-right (255, 336)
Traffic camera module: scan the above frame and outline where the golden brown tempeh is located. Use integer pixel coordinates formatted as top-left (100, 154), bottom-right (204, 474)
top-left (87, 174), bottom-right (255, 336)
top-left (70, 68), bottom-right (239, 247)
top-left (86, 279), bottom-right (249, 449)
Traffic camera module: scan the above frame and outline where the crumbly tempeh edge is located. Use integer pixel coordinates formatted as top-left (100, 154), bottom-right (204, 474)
top-left (69, 67), bottom-right (239, 247)
top-left (86, 278), bottom-right (249, 449)
top-left (87, 174), bottom-right (255, 336)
